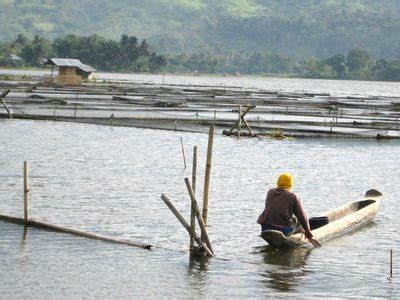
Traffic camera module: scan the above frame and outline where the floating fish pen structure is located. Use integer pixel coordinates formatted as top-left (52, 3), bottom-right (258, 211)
top-left (1, 77), bottom-right (400, 138)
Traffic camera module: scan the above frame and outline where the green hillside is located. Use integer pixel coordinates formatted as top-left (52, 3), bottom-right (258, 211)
top-left (1, 0), bottom-right (400, 59)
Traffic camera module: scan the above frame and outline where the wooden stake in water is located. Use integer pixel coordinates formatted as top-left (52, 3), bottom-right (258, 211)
top-left (109, 113), bottom-right (114, 126)
top-left (192, 146), bottom-right (197, 195)
top-left (23, 161), bottom-right (29, 224)
top-left (238, 105), bottom-right (242, 138)
top-left (180, 137), bottom-right (187, 169)
top-left (190, 146), bottom-right (197, 252)
top-left (390, 249), bottom-right (393, 278)
top-left (185, 178), bottom-right (214, 255)
top-left (202, 124), bottom-right (215, 229)
top-left (73, 103), bottom-right (78, 120)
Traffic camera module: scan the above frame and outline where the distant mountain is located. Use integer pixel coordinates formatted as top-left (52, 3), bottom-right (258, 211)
top-left (1, 0), bottom-right (400, 59)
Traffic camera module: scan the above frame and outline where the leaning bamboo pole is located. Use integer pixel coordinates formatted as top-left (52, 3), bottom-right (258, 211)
top-left (202, 124), bottom-right (215, 229)
top-left (160, 194), bottom-right (213, 257)
top-left (180, 137), bottom-right (187, 169)
top-left (0, 214), bottom-right (152, 250)
top-left (1, 89), bottom-right (12, 119)
top-left (185, 178), bottom-right (214, 254)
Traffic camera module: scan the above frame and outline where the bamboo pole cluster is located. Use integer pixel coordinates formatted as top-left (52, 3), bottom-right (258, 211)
top-left (161, 124), bottom-right (215, 257)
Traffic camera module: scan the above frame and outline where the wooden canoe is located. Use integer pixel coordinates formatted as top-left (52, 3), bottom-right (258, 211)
top-left (260, 189), bottom-right (383, 248)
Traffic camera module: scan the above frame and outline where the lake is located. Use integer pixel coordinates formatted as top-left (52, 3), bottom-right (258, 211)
top-left (2, 67), bottom-right (400, 97)
top-left (0, 74), bottom-right (399, 297)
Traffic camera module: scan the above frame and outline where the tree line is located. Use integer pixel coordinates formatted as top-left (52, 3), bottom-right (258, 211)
top-left (0, 34), bottom-right (167, 72)
top-left (0, 34), bottom-right (399, 81)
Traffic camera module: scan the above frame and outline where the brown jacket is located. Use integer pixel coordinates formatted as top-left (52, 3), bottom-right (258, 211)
top-left (257, 188), bottom-right (310, 230)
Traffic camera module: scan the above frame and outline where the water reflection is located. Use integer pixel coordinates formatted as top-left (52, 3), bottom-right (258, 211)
top-left (21, 225), bottom-right (28, 245)
top-left (255, 246), bottom-right (311, 292)
top-left (188, 255), bottom-right (210, 274)
top-left (186, 255), bottom-right (211, 295)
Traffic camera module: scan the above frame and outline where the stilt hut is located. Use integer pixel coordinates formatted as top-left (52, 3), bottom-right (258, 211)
top-left (44, 58), bottom-right (95, 85)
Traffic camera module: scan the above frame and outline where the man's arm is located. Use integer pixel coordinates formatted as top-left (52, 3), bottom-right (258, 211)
top-left (293, 195), bottom-right (313, 238)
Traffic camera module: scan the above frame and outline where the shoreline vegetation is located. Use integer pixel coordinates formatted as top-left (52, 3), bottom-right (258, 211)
top-left (1, 34), bottom-right (400, 82)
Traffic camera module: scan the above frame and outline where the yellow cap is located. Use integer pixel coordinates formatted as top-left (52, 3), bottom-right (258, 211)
top-left (277, 173), bottom-right (294, 190)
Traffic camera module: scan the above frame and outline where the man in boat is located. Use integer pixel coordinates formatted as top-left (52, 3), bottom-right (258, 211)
top-left (257, 173), bottom-right (313, 240)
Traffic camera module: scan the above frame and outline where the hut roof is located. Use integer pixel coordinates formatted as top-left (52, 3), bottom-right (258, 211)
top-left (45, 58), bottom-right (96, 73)
top-left (9, 54), bottom-right (22, 61)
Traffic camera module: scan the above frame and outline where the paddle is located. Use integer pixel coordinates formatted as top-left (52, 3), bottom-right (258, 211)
top-left (308, 237), bottom-right (322, 248)
top-left (301, 229), bottom-right (322, 247)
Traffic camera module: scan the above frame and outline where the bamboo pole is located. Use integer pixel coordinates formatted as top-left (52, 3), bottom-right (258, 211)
top-left (180, 137), bottom-right (187, 169)
top-left (242, 118), bottom-right (255, 137)
top-left (109, 113), bottom-right (114, 126)
top-left (190, 146), bottom-right (197, 252)
top-left (1, 97), bottom-right (12, 119)
top-left (160, 194), bottom-right (213, 257)
top-left (0, 214), bottom-right (152, 250)
top-left (1, 89), bottom-right (12, 119)
top-left (73, 103), bottom-right (78, 120)
top-left (192, 146), bottom-right (197, 195)
top-left (238, 105), bottom-right (242, 138)
top-left (390, 249), bottom-right (393, 278)
top-left (202, 123), bottom-right (214, 228)
top-left (23, 161), bottom-right (29, 224)
top-left (184, 178), bottom-right (214, 254)
top-left (228, 106), bottom-right (253, 135)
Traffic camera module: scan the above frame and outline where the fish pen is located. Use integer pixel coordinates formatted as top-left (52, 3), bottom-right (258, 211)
top-left (1, 77), bottom-right (400, 138)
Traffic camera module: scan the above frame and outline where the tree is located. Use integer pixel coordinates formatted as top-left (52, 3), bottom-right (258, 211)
top-left (148, 52), bottom-right (167, 72)
top-left (373, 59), bottom-right (388, 79)
top-left (12, 34), bottom-right (28, 49)
top-left (382, 60), bottom-right (400, 80)
top-left (324, 53), bottom-right (346, 77)
top-left (52, 34), bottom-right (79, 58)
top-left (120, 34), bottom-right (139, 69)
top-left (138, 40), bottom-right (150, 57)
top-left (346, 48), bottom-right (370, 72)
top-left (20, 35), bottom-right (49, 66)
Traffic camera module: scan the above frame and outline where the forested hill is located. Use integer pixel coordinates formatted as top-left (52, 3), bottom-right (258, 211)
top-left (1, 0), bottom-right (400, 59)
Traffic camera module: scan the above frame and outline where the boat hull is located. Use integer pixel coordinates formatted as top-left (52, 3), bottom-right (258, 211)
top-left (260, 189), bottom-right (383, 248)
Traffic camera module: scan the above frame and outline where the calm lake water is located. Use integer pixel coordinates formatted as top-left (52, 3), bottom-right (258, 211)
top-left (2, 67), bottom-right (400, 97)
top-left (0, 74), bottom-right (399, 297)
